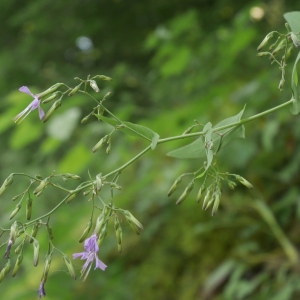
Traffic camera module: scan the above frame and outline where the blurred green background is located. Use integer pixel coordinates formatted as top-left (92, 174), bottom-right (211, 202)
top-left (1, 0), bottom-right (300, 299)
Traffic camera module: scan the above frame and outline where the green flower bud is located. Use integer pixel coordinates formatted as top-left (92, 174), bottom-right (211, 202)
top-left (42, 92), bottom-right (59, 104)
top-left (65, 192), bottom-right (77, 204)
top-left (37, 83), bottom-right (64, 98)
top-left (256, 52), bottom-right (270, 57)
top-left (202, 189), bottom-right (211, 210)
top-left (63, 255), bottom-right (76, 280)
top-left (43, 254), bottom-right (52, 282)
top-left (228, 180), bottom-right (237, 190)
top-left (93, 75), bottom-right (112, 81)
top-left (123, 210), bottom-right (144, 235)
top-left (96, 174), bottom-right (102, 191)
top-left (42, 97), bottom-right (62, 123)
top-left (11, 253), bottom-right (23, 277)
top-left (14, 242), bottom-right (24, 254)
top-left (89, 80), bottom-right (100, 92)
top-left (97, 221), bottom-right (108, 246)
top-left (176, 181), bottom-right (194, 205)
top-left (0, 174), bottom-right (14, 197)
top-left (26, 197), bottom-right (33, 220)
top-left (235, 175), bottom-right (254, 189)
top-left (212, 192), bottom-right (221, 216)
top-left (47, 226), bottom-right (54, 240)
top-left (33, 240), bottom-right (40, 266)
top-left (257, 32), bottom-right (274, 51)
top-left (33, 179), bottom-right (48, 196)
top-left (290, 32), bottom-right (299, 48)
top-left (92, 136), bottom-right (108, 153)
top-left (81, 114), bottom-right (91, 124)
top-left (68, 83), bottom-right (83, 96)
top-left (110, 182), bottom-right (122, 190)
top-left (1, 260), bottom-right (11, 280)
top-left (167, 176), bottom-right (182, 197)
top-left (79, 219), bottom-right (92, 243)
top-left (196, 186), bottom-right (204, 203)
top-left (94, 209), bottom-right (106, 235)
top-left (114, 217), bottom-right (122, 253)
top-left (30, 222), bottom-right (41, 243)
top-left (9, 201), bottom-right (22, 220)
top-left (64, 173), bottom-right (81, 180)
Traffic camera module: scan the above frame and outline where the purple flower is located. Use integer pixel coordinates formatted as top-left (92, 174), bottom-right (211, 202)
top-left (73, 233), bottom-right (107, 281)
top-left (38, 280), bottom-right (46, 298)
top-left (13, 86), bottom-right (45, 123)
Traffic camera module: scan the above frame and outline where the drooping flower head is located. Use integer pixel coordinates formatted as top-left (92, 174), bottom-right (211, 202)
top-left (13, 86), bottom-right (45, 124)
top-left (73, 233), bottom-right (107, 281)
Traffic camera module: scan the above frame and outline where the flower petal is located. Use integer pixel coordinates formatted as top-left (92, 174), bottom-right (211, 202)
top-left (95, 256), bottom-right (107, 271)
top-left (38, 106), bottom-right (45, 120)
top-left (19, 86), bottom-right (35, 97)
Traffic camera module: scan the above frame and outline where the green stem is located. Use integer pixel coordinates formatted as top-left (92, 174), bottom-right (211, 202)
top-left (252, 197), bottom-right (299, 265)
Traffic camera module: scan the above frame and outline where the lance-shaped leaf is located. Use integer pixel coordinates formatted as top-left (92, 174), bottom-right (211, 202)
top-left (203, 122), bottom-right (214, 170)
top-left (96, 115), bottom-right (160, 150)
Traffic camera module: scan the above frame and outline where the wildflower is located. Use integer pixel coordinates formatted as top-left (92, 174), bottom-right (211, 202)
top-left (13, 86), bottom-right (45, 123)
top-left (73, 233), bottom-right (107, 281)
top-left (38, 279), bottom-right (46, 298)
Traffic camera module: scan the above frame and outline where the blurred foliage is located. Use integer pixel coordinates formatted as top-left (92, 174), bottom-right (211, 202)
top-left (1, 0), bottom-right (300, 299)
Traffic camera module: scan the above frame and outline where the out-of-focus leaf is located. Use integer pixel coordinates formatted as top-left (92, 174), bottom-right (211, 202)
top-left (284, 12), bottom-right (300, 33)
top-left (271, 284), bottom-right (294, 300)
top-left (96, 115), bottom-right (159, 149)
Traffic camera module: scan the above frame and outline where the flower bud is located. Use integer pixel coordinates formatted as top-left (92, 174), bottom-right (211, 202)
top-left (167, 176), bottom-right (182, 197)
top-left (43, 254), bottom-right (52, 282)
top-left (79, 219), bottom-right (92, 243)
top-left (81, 114), bottom-right (91, 124)
top-left (68, 83), bottom-right (83, 96)
top-left (92, 136), bottom-right (108, 153)
top-left (26, 197), bottom-right (32, 220)
top-left (110, 182), bottom-right (122, 190)
top-left (30, 222), bottom-right (41, 243)
top-left (257, 32), bottom-right (274, 51)
top-left (64, 173), bottom-right (81, 180)
top-left (42, 92), bottom-right (59, 104)
top-left (106, 143), bottom-right (111, 155)
top-left (228, 181), bottom-right (237, 190)
top-left (93, 75), bottom-right (112, 81)
top-left (63, 255), bottom-right (76, 280)
top-left (278, 79), bottom-right (285, 92)
top-left (89, 80), bottom-right (100, 92)
top-left (235, 175), bottom-right (254, 189)
top-left (0, 174), bottom-right (14, 197)
top-left (202, 189), bottom-right (211, 210)
top-left (11, 253), bottom-right (23, 277)
top-left (196, 186), bottom-right (204, 203)
top-left (33, 179), bottom-right (48, 195)
top-left (96, 174), bottom-right (102, 191)
top-left (114, 217), bottom-right (122, 253)
top-left (97, 221), bottom-right (108, 246)
top-left (0, 260), bottom-right (11, 280)
top-left (256, 52), bottom-right (270, 57)
top-left (123, 210), bottom-right (144, 235)
top-left (37, 83), bottom-right (64, 98)
top-left (212, 192), bottom-right (221, 216)
top-left (42, 98), bottom-right (62, 123)
top-left (65, 192), bottom-right (77, 204)
top-left (176, 181), bottom-right (194, 205)
top-left (47, 226), bottom-right (54, 240)
top-left (33, 240), bottom-right (40, 266)
top-left (94, 209), bottom-right (106, 235)
top-left (290, 32), bottom-right (299, 48)
top-left (9, 201), bottom-right (22, 220)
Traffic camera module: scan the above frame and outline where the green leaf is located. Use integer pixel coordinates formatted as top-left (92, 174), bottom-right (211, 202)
top-left (96, 115), bottom-right (160, 149)
top-left (290, 52), bottom-right (300, 115)
top-left (167, 107), bottom-right (246, 159)
top-left (167, 137), bottom-right (206, 159)
top-left (284, 12), bottom-right (300, 33)
top-left (203, 122), bottom-right (213, 170)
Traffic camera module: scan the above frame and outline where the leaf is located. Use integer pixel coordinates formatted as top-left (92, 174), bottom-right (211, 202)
top-left (290, 52), bottom-right (300, 115)
top-left (203, 122), bottom-right (213, 170)
top-left (284, 12), bottom-right (300, 33)
top-left (167, 107), bottom-right (246, 159)
top-left (96, 115), bottom-right (160, 149)
top-left (167, 137), bottom-right (206, 159)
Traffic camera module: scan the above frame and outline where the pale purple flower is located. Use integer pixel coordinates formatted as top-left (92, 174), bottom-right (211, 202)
top-left (38, 280), bottom-right (46, 298)
top-left (73, 233), bottom-right (107, 281)
top-left (13, 86), bottom-right (45, 123)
